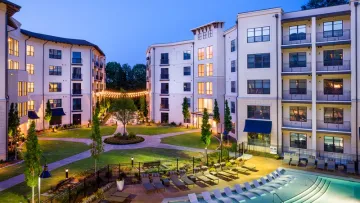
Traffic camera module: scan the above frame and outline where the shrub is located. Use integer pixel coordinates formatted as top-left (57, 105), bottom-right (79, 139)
top-left (115, 132), bottom-right (122, 137)
top-left (178, 122), bottom-right (182, 126)
top-left (170, 121), bottom-right (177, 126)
top-left (128, 132), bottom-right (136, 139)
top-left (123, 132), bottom-right (128, 137)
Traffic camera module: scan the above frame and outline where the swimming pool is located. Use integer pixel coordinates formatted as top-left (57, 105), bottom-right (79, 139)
top-left (164, 168), bottom-right (360, 203)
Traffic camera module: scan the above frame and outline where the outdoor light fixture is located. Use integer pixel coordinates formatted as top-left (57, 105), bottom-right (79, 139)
top-left (65, 169), bottom-right (69, 179)
top-left (131, 157), bottom-right (134, 167)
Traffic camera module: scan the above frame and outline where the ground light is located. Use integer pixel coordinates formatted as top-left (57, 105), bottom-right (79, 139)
top-left (131, 157), bottom-right (134, 167)
top-left (65, 169), bottom-right (69, 179)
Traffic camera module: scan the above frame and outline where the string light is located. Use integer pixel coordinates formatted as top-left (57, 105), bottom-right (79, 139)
top-left (95, 90), bottom-right (149, 98)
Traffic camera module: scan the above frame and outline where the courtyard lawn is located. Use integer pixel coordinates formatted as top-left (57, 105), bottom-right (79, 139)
top-left (0, 148), bottom-right (203, 202)
top-left (161, 132), bottom-right (220, 150)
top-left (126, 124), bottom-right (194, 135)
top-left (0, 140), bottom-right (89, 182)
top-left (39, 125), bottom-right (117, 138)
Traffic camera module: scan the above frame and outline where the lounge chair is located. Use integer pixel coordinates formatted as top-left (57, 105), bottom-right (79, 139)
top-left (204, 171), bottom-right (220, 184)
top-left (240, 160), bottom-right (256, 171)
top-left (347, 161), bottom-right (356, 174)
top-left (151, 173), bottom-right (165, 191)
top-left (180, 174), bottom-right (195, 187)
top-left (307, 155), bottom-right (316, 168)
top-left (327, 158), bottom-right (336, 171)
top-left (188, 193), bottom-right (199, 203)
top-left (234, 184), bottom-right (257, 199)
top-left (201, 191), bottom-right (217, 203)
top-left (283, 152), bottom-right (291, 165)
top-left (275, 169), bottom-right (295, 180)
top-left (260, 177), bottom-right (283, 189)
top-left (196, 171), bottom-right (211, 183)
top-left (224, 187), bottom-right (246, 202)
top-left (213, 189), bottom-right (233, 203)
top-left (244, 182), bottom-right (266, 196)
top-left (213, 163), bottom-right (232, 178)
top-left (220, 162), bottom-right (238, 177)
top-left (252, 180), bottom-right (275, 193)
top-left (267, 174), bottom-right (288, 185)
top-left (169, 171), bottom-right (186, 189)
top-left (141, 174), bottom-right (156, 193)
top-left (290, 154), bottom-right (299, 166)
top-left (317, 158), bottom-right (325, 170)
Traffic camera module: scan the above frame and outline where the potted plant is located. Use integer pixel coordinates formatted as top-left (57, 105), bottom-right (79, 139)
top-left (116, 172), bottom-right (126, 191)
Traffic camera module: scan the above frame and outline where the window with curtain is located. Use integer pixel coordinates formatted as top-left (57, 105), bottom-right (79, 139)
top-left (290, 106), bottom-right (307, 122)
top-left (324, 107), bottom-right (343, 124)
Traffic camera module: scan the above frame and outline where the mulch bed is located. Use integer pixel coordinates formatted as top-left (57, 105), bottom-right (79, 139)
top-left (104, 136), bottom-right (144, 145)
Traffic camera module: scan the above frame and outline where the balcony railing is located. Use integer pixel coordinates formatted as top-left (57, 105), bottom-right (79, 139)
top-left (72, 58), bottom-right (82, 64)
top-left (316, 60), bottom-right (350, 72)
top-left (160, 59), bottom-right (169, 65)
top-left (317, 120), bottom-right (351, 132)
top-left (73, 106), bottom-right (82, 111)
top-left (282, 63), bottom-right (311, 73)
top-left (317, 90), bottom-right (351, 101)
top-left (283, 118), bottom-right (312, 129)
top-left (282, 33), bottom-right (311, 45)
top-left (316, 29), bottom-right (350, 42)
top-left (161, 89), bottom-right (169, 95)
top-left (72, 89), bottom-right (82, 95)
top-left (282, 90), bottom-right (312, 100)
top-left (160, 73), bottom-right (169, 80)
top-left (72, 73), bottom-right (82, 80)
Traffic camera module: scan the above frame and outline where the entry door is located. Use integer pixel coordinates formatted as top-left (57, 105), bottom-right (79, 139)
top-left (73, 114), bottom-right (81, 125)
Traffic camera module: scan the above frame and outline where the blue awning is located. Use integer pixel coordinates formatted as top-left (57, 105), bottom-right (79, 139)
top-left (28, 111), bottom-right (39, 119)
top-left (51, 108), bottom-right (66, 116)
top-left (243, 119), bottom-right (272, 134)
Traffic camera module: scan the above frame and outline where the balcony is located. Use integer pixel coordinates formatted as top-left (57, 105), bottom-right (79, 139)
top-left (316, 29), bottom-right (350, 44)
top-left (316, 60), bottom-right (350, 73)
top-left (72, 73), bottom-right (82, 80)
top-left (100, 63), bottom-right (104, 69)
top-left (72, 58), bottom-right (82, 64)
top-left (160, 59), bottom-right (169, 65)
top-left (317, 91), bottom-right (351, 102)
top-left (282, 33), bottom-right (311, 46)
top-left (317, 120), bottom-right (351, 132)
top-left (282, 90), bottom-right (312, 101)
top-left (283, 118), bottom-right (312, 130)
top-left (72, 89), bottom-right (82, 95)
top-left (160, 73), bottom-right (169, 80)
top-left (282, 62), bottom-right (311, 74)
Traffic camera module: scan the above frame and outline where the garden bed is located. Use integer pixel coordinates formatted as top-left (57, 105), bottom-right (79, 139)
top-left (104, 135), bottom-right (144, 145)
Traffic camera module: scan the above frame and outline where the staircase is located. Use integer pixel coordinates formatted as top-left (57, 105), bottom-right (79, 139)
top-left (284, 177), bottom-right (331, 203)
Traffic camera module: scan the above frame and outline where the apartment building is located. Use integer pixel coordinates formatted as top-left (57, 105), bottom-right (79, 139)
top-left (147, 2), bottom-right (360, 158)
top-left (0, 0), bottom-right (106, 160)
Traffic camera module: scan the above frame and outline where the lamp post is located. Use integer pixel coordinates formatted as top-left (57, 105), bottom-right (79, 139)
top-left (65, 169), bottom-right (69, 179)
top-left (205, 147), bottom-right (208, 166)
top-left (220, 133), bottom-right (223, 166)
top-left (131, 157), bottom-right (134, 168)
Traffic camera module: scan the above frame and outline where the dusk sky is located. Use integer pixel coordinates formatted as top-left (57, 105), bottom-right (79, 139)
top-left (11, 0), bottom-right (307, 66)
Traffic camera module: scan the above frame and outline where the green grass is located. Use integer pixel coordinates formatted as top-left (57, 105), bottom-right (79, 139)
top-left (126, 124), bottom-right (194, 135)
top-left (0, 140), bottom-right (89, 182)
top-left (161, 132), bottom-right (220, 150)
top-left (39, 125), bottom-right (117, 138)
top-left (0, 148), bottom-right (202, 202)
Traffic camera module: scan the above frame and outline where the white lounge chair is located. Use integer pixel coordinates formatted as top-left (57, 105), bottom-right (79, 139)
top-left (224, 187), bottom-right (246, 202)
top-left (201, 191), bottom-right (217, 203)
top-left (188, 193), bottom-right (199, 203)
top-left (253, 180), bottom-right (275, 193)
top-left (260, 177), bottom-right (283, 189)
top-left (276, 169), bottom-right (294, 179)
top-left (244, 182), bottom-right (266, 196)
top-left (267, 174), bottom-right (288, 185)
top-left (213, 189), bottom-right (232, 203)
top-left (234, 184), bottom-right (257, 200)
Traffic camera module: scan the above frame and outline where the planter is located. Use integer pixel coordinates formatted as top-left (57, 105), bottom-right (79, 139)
top-left (116, 180), bottom-right (124, 191)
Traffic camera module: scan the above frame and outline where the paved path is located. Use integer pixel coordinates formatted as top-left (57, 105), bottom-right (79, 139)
top-left (0, 123), bottom-right (205, 192)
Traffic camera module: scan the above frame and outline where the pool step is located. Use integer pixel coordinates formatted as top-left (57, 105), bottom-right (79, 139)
top-left (284, 177), bottom-right (323, 203)
top-left (303, 179), bottom-right (331, 203)
top-left (294, 179), bottom-right (329, 203)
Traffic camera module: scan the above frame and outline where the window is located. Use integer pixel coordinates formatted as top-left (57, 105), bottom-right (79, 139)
top-left (198, 48), bottom-right (205, 60)
top-left (183, 51), bottom-right (191, 60)
top-left (324, 107), bottom-right (343, 124)
top-left (290, 133), bottom-right (307, 149)
top-left (247, 53), bottom-right (270, 68)
top-left (161, 83), bottom-right (169, 94)
top-left (290, 106), bottom-right (307, 122)
top-left (290, 79), bottom-right (307, 94)
top-left (198, 82), bottom-right (204, 94)
top-left (18, 82), bottom-right (22, 96)
top-left (186, 97), bottom-right (191, 108)
top-left (198, 98), bottom-right (213, 112)
top-left (28, 82), bottom-right (34, 93)
top-left (247, 105), bottom-right (270, 119)
top-left (49, 82), bottom-right (62, 92)
top-left (73, 98), bottom-right (81, 111)
top-left (160, 68), bottom-right (169, 80)
top-left (247, 80), bottom-right (270, 94)
top-left (248, 133), bottom-right (270, 146)
top-left (8, 37), bottom-right (19, 56)
top-left (28, 100), bottom-right (34, 110)
top-left (231, 101), bottom-right (235, 113)
top-left (206, 46), bottom-right (213, 59)
top-left (27, 45), bottom-right (34, 56)
top-left (324, 136), bottom-right (343, 153)
top-left (49, 66), bottom-right (62, 75)
top-left (72, 83), bottom-right (81, 94)
top-left (49, 99), bottom-right (62, 108)
top-left (161, 113), bottom-right (169, 123)
top-left (198, 33), bottom-right (202, 40)
top-left (231, 60), bottom-right (236, 72)
top-left (208, 30), bottom-right (213, 37)
top-left (49, 49), bottom-right (62, 59)
top-left (289, 52), bottom-right (306, 67)
top-left (289, 25), bottom-right (306, 41)
top-left (72, 67), bottom-right (82, 79)
top-left (323, 21), bottom-right (343, 38)
top-left (160, 53), bottom-right (169, 64)
top-left (72, 52), bottom-right (82, 64)
top-left (184, 82), bottom-right (191, 92)
top-left (26, 64), bottom-right (34, 75)
top-left (324, 79), bottom-right (343, 95)
top-left (324, 50), bottom-right (343, 66)
top-left (198, 64), bottom-right (204, 77)
top-left (206, 82), bottom-right (212, 95)
top-left (8, 60), bottom-right (19, 70)
top-left (231, 81), bottom-right (236, 93)
top-left (17, 102), bottom-right (27, 117)
top-left (206, 63), bottom-right (213, 76)
top-left (160, 98), bottom-right (169, 109)
top-left (183, 66), bottom-right (191, 76)
top-left (203, 32), bottom-right (207, 39)
top-left (247, 26), bottom-right (270, 43)
top-left (231, 39), bottom-right (236, 52)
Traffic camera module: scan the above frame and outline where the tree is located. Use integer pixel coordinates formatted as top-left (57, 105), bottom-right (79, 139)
top-left (213, 99), bottom-right (220, 133)
top-left (105, 62), bottom-right (122, 90)
top-left (301, 0), bottom-right (348, 10)
top-left (111, 97), bottom-right (137, 134)
top-left (143, 98), bottom-right (149, 124)
top-left (139, 96), bottom-right (149, 123)
top-left (224, 100), bottom-right (233, 142)
top-left (182, 97), bottom-right (190, 124)
top-left (44, 100), bottom-right (52, 128)
top-left (132, 64), bottom-right (146, 91)
top-left (90, 103), bottom-right (104, 173)
top-left (200, 108), bottom-right (212, 147)
top-left (8, 103), bottom-right (20, 159)
top-left (24, 121), bottom-right (42, 203)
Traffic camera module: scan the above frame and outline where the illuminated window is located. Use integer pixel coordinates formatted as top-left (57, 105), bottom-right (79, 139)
top-left (23, 82), bottom-right (28, 96)
top-left (18, 82), bottom-right (22, 96)
top-left (49, 66), bottom-right (62, 75)
top-left (8, 60), bottom-right (19, 70)
top-left (198, 82), bottom-right (204, 94)
top-left (49, 82), bottom-right (62, 92)
top-left (8, 37), bottom-right (19, 56)
top-left (206, 46), bottom-right (213, 59)
top-left (206, 63), bottom-right (213, 76)
top-left (49, 99), bottom-right (62, 108)
top-left (28, 100), bottom-right (34, 110)
top-left (198, 64), bottom-right (204, 77)
top-left (27, 45), bottom-right (34, 56)
top-left (17, 102), bottom-right (27, 117)
top-left (27, 64), bottom-right (34, 74)
top-left (206, 82), bottom-right (213, 95)
top-left (198, 98), bottom-right (213, 113)
top-left (17, 102), bottom-right (22, 117)
top-left (28, 82), bottom-right (34, 93)
top-left (198, 48), bottom-right (205, 60)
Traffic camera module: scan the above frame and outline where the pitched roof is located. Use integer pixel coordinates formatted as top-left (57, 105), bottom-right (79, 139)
top-left (20, 29), bottom-right (105, 56)
top-left (0, 0), bottom-right (21, 16)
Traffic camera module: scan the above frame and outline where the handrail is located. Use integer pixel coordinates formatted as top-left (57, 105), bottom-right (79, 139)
top-left (273, 193), bottom-right (284, 203)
